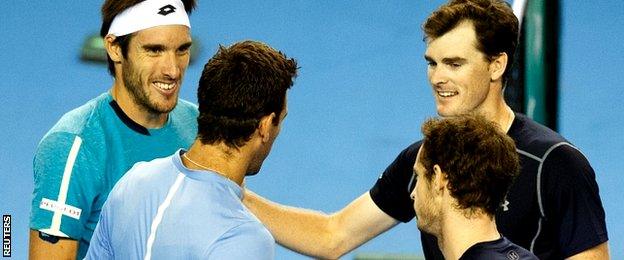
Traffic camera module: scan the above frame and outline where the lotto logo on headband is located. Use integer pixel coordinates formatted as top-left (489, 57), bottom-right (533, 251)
top-left (158, 4), bottom-right (176, 16)
top-left (107, 0), bottom-right (190, 37)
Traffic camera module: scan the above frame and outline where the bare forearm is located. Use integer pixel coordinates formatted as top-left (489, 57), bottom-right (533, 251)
top-left (243, 190), bottom-right (343, 258)
top-left (29, 229), bottom-right (78, 260)
top-left (243, 191), bottom-right (399, 259)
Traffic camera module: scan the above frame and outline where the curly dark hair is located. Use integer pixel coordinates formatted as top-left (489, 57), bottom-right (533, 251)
top-left (100, 0), bottom-right (197, 76)
top-left (423, 0), bottom-right (519, 85)
top-left (419, 114), bottom-right (519, 217)
top-left (196, 40), bottom-right (298, 148)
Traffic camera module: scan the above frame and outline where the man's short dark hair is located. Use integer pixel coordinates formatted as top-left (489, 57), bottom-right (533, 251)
top-left (196, 40), bottom-right (298, 148)
top-left (423, 0), bottom-right (519, 85)
top-left (100, 0), bottom-right (197, 76)
top-left (420, 114), bottom-right (519, 216)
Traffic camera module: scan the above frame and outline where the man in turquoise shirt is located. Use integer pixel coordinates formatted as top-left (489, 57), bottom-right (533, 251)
top-left (29, 0), bottom-right (198, 259)
top-left (86, 40), bottom-right (298, 259)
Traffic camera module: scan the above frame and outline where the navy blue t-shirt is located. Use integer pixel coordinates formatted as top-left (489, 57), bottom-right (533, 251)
top-left (460, 236), bottom-right (537, 260)
top-left (370, 113), bottom-right (608, 259)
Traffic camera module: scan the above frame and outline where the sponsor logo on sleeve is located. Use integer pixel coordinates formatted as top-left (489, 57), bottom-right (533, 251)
top-left (40, 198), bottom-right (82, 220)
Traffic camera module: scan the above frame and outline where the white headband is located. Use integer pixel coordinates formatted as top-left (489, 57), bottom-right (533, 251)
top-left (107, 0), bottom-right (190, 37)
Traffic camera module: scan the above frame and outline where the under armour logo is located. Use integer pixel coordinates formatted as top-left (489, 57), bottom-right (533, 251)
top-left (501, 199), bottom-right (510, 211)
top-left (506, 250), bottom-right (520, 260)
top-left (157, 4), bottom-right (176, 16)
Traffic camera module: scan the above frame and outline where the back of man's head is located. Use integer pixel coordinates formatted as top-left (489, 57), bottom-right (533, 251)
top-left (423, 0), bottom-right (519, 84)
top-left (420, 114), bottom-right (519, 217)
top-left (196, 40), bottom-right (298, 149)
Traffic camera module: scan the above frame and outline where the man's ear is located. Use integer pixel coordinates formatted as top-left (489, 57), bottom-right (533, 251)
top-left (489, 52), bottom-right (508, 82)
top-left (432, 164), bottom-right (448, 191)
top-left (257, 112), bottom-right (277, 142)
top-left (104, 34), bottom-right (123, 63)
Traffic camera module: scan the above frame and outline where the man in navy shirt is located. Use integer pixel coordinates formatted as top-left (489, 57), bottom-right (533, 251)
top-left (411, 115), bottom-right (536, 260)
top-left (243, 0), bottom-right (609, 259)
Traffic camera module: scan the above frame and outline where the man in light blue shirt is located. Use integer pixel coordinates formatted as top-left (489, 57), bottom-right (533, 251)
top-left (86, 40), bottom-right (299, 259)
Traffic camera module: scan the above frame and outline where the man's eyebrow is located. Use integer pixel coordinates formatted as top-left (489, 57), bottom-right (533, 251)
top-left (178, 42), bottom-right (193, 50)
top-left (441, 57), bottom-right (467, 63)
top-left (142, 44), bottom-right (165, 50)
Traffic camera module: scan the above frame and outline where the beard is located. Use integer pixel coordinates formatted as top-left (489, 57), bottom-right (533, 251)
top-left (245, 170), bottom-right (260, 176)
top-left (122, 61), bottom-right (177, 115)
top-left (246, 135), bottom-right (278, 176)
top-left (245, 152), bottom-right (265, 176)
top-left (416, 190), bottom-right (443, 237)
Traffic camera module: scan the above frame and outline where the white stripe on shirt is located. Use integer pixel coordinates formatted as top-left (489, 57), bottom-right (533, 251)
top-left (144, 173), bottom-right (185, 260)
top-left (41, 135), bottom-right (83, 237)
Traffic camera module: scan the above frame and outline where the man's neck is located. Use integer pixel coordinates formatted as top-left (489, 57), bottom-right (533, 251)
top-left (494, 104), bottom-right (515, 134)
top-left (182, 140), bottom-right (248, 186)
top-left (438, 209), bottom-right (501, 260)
top-left (110, 83), bottom-right (169, 129)
top-left (478, 95), bottom-right (515, 134)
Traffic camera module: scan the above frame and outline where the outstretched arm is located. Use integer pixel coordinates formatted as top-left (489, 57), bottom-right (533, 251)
top-left (243, 190), bottom-right (398, 259)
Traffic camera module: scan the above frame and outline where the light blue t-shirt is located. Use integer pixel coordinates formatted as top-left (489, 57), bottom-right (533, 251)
top-left (30, 92), bottom-right (198, 259)
top-left (85, 150), bottom-right (275, 259)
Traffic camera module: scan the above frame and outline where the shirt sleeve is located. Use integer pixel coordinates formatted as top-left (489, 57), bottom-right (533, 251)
top-left (30, 131), bottom-right (102, 240)
top-left (369, 141), bottom-right (421, 223)
top-left (541, 144), bottom-right (608, 258)
top-left (205, 222), bottom-right (275, 260)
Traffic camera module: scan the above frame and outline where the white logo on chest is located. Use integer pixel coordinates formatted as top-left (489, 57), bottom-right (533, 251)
top-left (501, 199), bottom-right (510, 212)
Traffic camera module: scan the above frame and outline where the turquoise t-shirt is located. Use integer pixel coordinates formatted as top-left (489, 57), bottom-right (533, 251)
top-left (85, 150), bottom-right (275, 259)
top-left (30, 92), bottom-right (198, 259)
